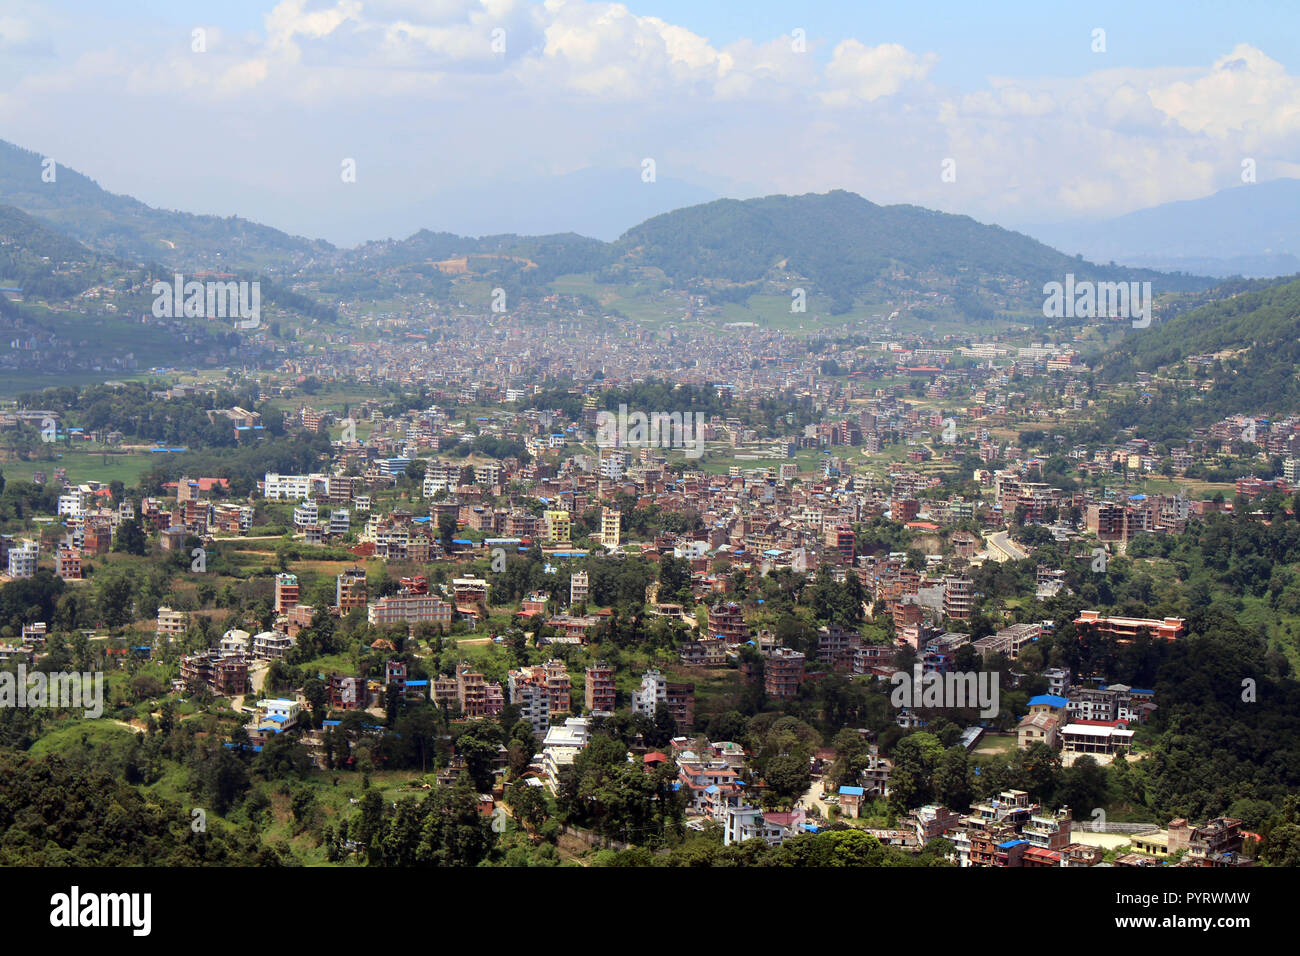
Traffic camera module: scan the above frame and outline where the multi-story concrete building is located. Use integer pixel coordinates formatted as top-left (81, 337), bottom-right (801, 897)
top-left (601, 508), bottom-right (621, 547)
top-left (274, 573), bottom-right (300, 613)
top-left (336, 567), bottom-right (368, 613)
top-left (542, 717), bottom-right (591, 790)
top-left (7, 539), bottom-right (38, 579)
top-left (292, 500), bottom-right (318, 530)
top-left (55, 546), bottom-right (82, 580)
top-left (765, 647), bottom-right (806, 700)
top-left (584, 661), bottom-right (617, 715)
top-left (708, 601), bottom-right (750, 644)
top-left (252, 630), bottom-right (295, 661)
top-left (942, 575), bottom-right (974, 621)
top-left (367, 591), bottom-right (454, 626)
top-left (543, 510), bottom-right (571, 545)
top-left (508, 673), bottom-right (551, 739)
top-left (631, 668), bottom-right (695, 731)
top-left (569, 570), bottom-right (588, 606)
top-left (180, 652), bottom-right (250, 697)
top-left (973, 622), bottom-right (1041, 660)
top-left (156, 606), bottom-right (188, 640)
top-left (1073, 610), bottom-right (1186, 643)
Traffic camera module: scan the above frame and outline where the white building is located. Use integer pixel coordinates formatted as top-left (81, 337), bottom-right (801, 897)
top-left (219, 628), bottom-right (251, 656)
top-left (254, 698), bottom-right (301, 731)
top-left (724, 806), bottom-right (794, 847)
top-left (508, 677), bottom-right (551, 739)
top-left (541, 717), bottom-right (591, 790)
top-left (7, 540), bottom-right (38, 579)
top-left (263, 472), bottom-right (327, 500)
top-left (252, 630), bottom-right (295, 661)
top-left (156, 606), bottom-right (188, 639)
top-left (570, 571), bottom-right (589, 605)
top-left (599, 452), bottom-right (626, 481)
top-left (57, 492), bottom-right (88, 518)
top-left (293, 500), bottom-right (318, 530)
top-left (632, 669), bottom-right (670, 719)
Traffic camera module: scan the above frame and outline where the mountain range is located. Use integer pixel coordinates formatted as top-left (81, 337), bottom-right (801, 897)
top-left (0, 135), bottom-right (1232, 319)
top-left (1026, 178), bottom-right (1300, 279)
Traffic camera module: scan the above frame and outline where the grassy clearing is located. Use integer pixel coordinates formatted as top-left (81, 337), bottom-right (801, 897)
top-left (0, 448), bottom-right (156, 485)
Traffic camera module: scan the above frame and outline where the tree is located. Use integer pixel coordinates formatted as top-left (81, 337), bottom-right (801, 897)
top-left (437, 513), bottom-right (458, 547)
top-left (111, 518), bottom-right (148, 556)
top-left (456, 727), bottom-right (502, 793)
top-left (764, 753), bottom-right (811, 804)
top-left (658, 555), bottom-right (691, 599)
top-left (506, 779), bottom-right (549, 834)
top-left (301, 677), bottom-right (327, 726)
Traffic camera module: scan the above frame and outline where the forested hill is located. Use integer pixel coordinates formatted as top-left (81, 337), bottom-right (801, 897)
top-left (1069, 275), bottom-right (1300, 444)
top-left (0, 139), bottom-right (333, 271)
top-left (0, 203), bottom-right (108, 301)
top-left (612, 190), bottom-right (1214, 311)
top-left (1098, 273), bottom-right (1300, 419)
top-left (2, 133), bottom-right (1218, 318)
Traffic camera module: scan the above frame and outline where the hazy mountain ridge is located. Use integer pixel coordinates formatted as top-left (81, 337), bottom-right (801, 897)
top-left (613, 190), bottom-right (1212, 312)
top-left (0, 136), bottom-right (1226, 329)
top-left (1027, 179), bottom-right (1300, 279)
top-left (0, 139), bottom-right (333, 271)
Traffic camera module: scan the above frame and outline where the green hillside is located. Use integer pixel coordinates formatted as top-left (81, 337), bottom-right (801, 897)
top-left (612, 190), bottom-right (1214, 313)
top-left (0, 139), bottom-right (333, 271)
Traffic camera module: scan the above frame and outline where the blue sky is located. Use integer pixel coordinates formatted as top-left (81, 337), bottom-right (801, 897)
top-left (61, 0), bottom-right (1300, 81)
top-left (3, 0), bottom-right (1298, 245)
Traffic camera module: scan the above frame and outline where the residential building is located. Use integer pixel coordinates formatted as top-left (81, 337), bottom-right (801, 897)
top-left (543, 509), bottom-right (571, 545)
top-left (584, 661), bottom-right (617, 715)
top-left (631, 668), bottom-right (695, 731)
top-left (7, 539), bottom-right (37, 579)
top-left (156, 606), bottom-right (188, 640)
top-left (1073, 610), bottom-right (1186, 642)
top-left (601, 507), bottom-right (621, 547)
top-left (55, 546), bottom-right (82, 580)
top-left (542, 717), bottom-right (591, 790)
top-left (765, 647), bottom-right (806, 700)
top-left (274, 573), bottom-right (300, 613)
top-left (708, 601), bottom-right (750, 644)
top-left (336, 567), bottom-right (368, 612)
top-left (570, 571), bottom-right (589, 605)
top-left (367, 591), bottom-right (454, 626)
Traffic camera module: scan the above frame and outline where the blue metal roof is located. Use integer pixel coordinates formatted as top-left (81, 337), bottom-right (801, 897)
top-left (1028, 694), bottom-right (1069, 708)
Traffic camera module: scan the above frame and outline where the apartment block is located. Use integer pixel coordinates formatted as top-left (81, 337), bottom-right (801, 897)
top-left (274, 573), bottom-right (300, 613)
top-left (765, 647), bottom-right (806, 700)
top-left (584, 661), bottom-right (617, 715)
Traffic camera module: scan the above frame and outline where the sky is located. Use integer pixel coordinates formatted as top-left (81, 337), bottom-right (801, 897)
top-left (1, 0), bottom-right (1298, 246)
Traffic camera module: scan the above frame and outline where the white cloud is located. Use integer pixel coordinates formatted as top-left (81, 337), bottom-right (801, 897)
top-left (1149, 43), bottom-right (1300, 144)
top-left (820, 40), bottom-right (937, 106)
top-left (1, 1), bottom-right (1298, 239)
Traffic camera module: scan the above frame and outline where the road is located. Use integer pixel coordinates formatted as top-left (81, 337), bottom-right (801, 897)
top-left (230, 662), bottom-right (270, 712)
top-left (796, 777), bottom-right (834, 818)
top-left (985, 530), bottom-right (1027, 563)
